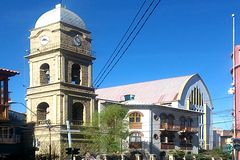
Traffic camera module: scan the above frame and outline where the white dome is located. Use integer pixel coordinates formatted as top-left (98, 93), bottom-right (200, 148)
top-left (35, 4), bottom-right (86, 29)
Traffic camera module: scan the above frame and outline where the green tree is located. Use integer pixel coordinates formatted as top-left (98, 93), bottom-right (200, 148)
top-left (84, 104), bottom-right (129, 154)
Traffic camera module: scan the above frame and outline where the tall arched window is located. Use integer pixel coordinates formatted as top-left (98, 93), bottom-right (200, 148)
top-left (37, 102), bottom-right (49, 125)
top-left (168, 114), bottom-right (175, 129)
top-left (189, 87), bottom-right (203, 106)
top-left (180, 117), bottom-right (186, 130)
top-left (186, 118), bottom-right (193, 128)
top-left (160, 113), bottom-right (167, 129)
top-left (40, 63), bottom-right (50, 85)
top-left (129, 112), bottom-right (142, 123)
top-left (71, 64), bottom-right (80, 84)
top-left (129, 132), bottom-right (143, 149)
top-left (72, 102), bottom-right (84, 125)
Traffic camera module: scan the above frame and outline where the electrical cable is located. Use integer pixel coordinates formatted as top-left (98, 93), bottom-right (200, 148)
top-left (94, 0), bottom-right (147, 85)
top-left (95, 0), bottom-right (161, 88)
top-left (95, 0), bottom-right (157, 87)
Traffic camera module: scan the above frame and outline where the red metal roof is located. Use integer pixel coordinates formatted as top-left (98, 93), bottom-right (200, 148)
top-left (0, 68), bottom-right (19, 77)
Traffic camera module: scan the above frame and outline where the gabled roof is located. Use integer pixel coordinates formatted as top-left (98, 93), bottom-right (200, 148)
top-left (96, 74), bottom-right (196, 105)
top-left (0, 68), bottom-right (19, 77)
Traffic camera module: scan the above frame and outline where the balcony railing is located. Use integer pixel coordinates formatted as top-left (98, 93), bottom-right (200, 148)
top-left (37, 119), bottom-right (50, 125)
top-left (160, 124), bottom-right (198, 134)
top-left (0, 135), bottom-right (20, 144)
top-left (180, 127), bottom-right (198, 133)
top-left (129, 142), bottom-right (142, 149)
top-left (180, 144), bottom-right (193, 150)
top-left (160, 143), bottom-right (175, 149)
top-left (160, 123), bottom-right (180, 132)
top-left (71, 120), bottom-right (84, 126)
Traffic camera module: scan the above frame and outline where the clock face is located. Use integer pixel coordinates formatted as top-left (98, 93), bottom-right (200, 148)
top-left (40, 36), bottom-right (49, 45)
top-left (73, 35), bottom-right (82, 46)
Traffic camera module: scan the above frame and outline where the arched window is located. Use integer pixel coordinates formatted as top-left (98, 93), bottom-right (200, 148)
top-left (128, 112), bottom-right (142, 123)
top-left (168, 114), bottom-right (175, 129)
top-left (40, 63), bottom-right (50, 85)
top-left (129, 132), bottom-right (142, 142)
top-left (160, 113), bottom-right (167, 129)
top-left (186, 118), bottom-right (193, 127)
top-left (71, 64), bottom-right (80, 84)
top-left (189, 87), bottom-right (204, 106)
top-left (37, 102), bottom-right (49, 125)
top-left (72, 102), bottom-right (84, 125)
top-left (180, 117), bottom-right (186, 130)
top-left (129, 132), bottom-right (143, 149)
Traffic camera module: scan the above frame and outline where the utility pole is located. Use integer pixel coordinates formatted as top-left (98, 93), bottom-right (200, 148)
top-left (61, 120), bottom-right (80, 160)
top-left (47, 120), bottom-right (52, 160)
top-left (232, 13), bottom-right (237, 160)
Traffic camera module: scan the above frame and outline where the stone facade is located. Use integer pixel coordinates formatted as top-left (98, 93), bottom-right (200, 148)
top-left (26, 5), bottom-right (96, 159)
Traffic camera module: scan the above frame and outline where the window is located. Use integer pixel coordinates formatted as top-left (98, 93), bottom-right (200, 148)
top-left (168, 114), bottom-right (175, 129)
top-left (168, 134), bottom-right (174, 143)
top-left (180, 117), bottom-right (186, 130)
top-left (160, 132), bottom-right (174, 143)
top-left (129, 112), bottom-right (142, 123)
top-left (72, 102), bottom-right (84, 125)
top-left (160, 134), bottom-right (166, 143)
top-left (160, 113), bottom-right (167, 124)
top-left (179, 135), bottom-right (192, 146)
top-left (40, 63), bottom-right (50, 85)
top-left (186, 136), bottom-right (192, 144)
top-left (160, 113), bottom-right (167, 128)
top-left (0, 127), bottom-right (14, 138)
top-left (129, 132), bottom-right (142, 142)
top-left (189, 87), bottom-right (204, 106)
top-left (37, 102), bottom-right (49, 124)
top-left (71, 64), bottom-right (80, 84)
top-left (129, 132), bottom-right (143, 149)
top-left (187, 118), bottom-right (193, 127)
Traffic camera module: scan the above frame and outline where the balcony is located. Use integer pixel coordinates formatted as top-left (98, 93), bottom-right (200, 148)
top-left (179, 127), bottom-right (198, 134)
top-left (129, 142), bottom-right (142, 149)
top-left (0, 135), bottom-right (20, 144)
top-left (37, 119), bottom-right (50, 125)
top-left (160, 123), bottom-right (180, 132)
top-left (71, 120), bottom-right (84, 126)
top-left (180, 144), bottom-right (193, 150)
top-left (129, 122), bottom-right (142, 129)
top-left (160, 143), bottom-right (175, 149)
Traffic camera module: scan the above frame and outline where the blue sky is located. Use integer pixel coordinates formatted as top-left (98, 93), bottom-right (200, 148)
top-left (1, 0), bottom-right (239, 129)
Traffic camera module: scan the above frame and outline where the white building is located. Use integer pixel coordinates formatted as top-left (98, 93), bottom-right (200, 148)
top-left (96, 74), bottom-right (213, 158)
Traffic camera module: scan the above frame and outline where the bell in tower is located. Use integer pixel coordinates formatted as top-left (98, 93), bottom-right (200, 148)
top-left (25, 4), bottom-right (96, 159)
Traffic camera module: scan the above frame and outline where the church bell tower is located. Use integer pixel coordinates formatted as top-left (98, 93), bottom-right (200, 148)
top-left (26, 4), bottom-right (96, 158)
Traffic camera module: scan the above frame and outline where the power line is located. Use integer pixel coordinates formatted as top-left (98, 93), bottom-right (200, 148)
top-left (94, 0), bottom-right (147, 85)
top-left (95, 0), bottom-right (161, 88)
top-left (94, 0), bottom-right (156, 87)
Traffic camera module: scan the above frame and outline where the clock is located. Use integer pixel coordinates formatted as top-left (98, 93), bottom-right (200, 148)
top-left (40, 36), bottom-right (49, 45)
top-left (73, 35), bottom-right (82, 46)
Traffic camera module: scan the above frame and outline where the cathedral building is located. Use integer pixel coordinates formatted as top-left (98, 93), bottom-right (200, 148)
top-left (25, 4), bottom-right (96, 159)
top-left (96, 74), bottom-right (213, 158)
